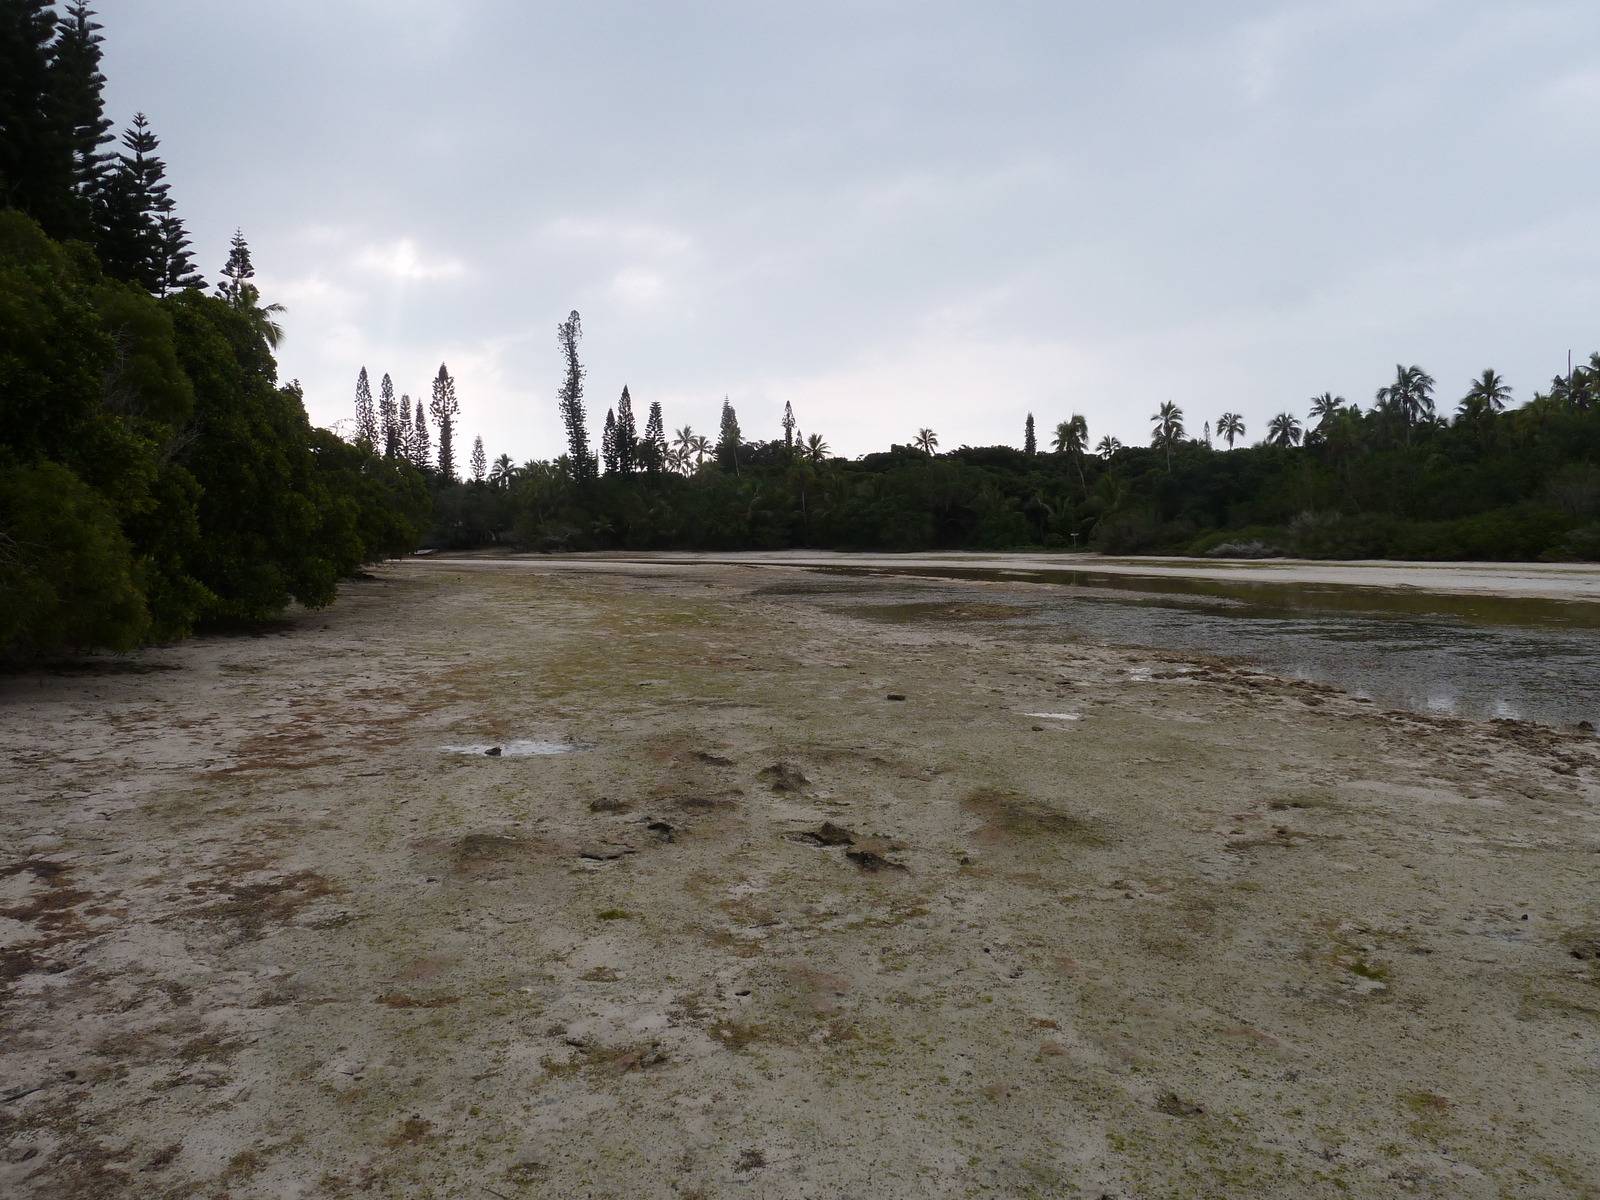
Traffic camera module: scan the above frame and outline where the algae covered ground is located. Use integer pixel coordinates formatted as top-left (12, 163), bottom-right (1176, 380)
top-left (3, 557), bottom-right (1599, 1199)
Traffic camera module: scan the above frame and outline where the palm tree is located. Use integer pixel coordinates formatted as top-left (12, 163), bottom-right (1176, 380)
top-left (230, 281), bottom-right (286, 349)
top-left (672, 425), bottom-right (712, 470)
top-left (913, 428), bottom-right (938, 454)
top-left (1150, 401), bottom-right (1184, 468)
top-left (488, 453), bottom-right (516, 488)
top-left (1308, 392), bottom-right (1344, 427)
top-left (1053, 414), bottom-right (1089, 495)
top-left (1267, 412), bottom-right (1303, 447)
top-left (1375, 364), bottom-right (1436, 442)
top-left (1051, 415), bottom-right (1087, 455)
top-left (804, 432), bottom-right (829, 463)
top-left (672, 425), bottom-right (696, 463)
top-left (1216, 412), bottom-right (1245, 449)
top-left (1461, 369), bottom-right (1511, 415)
top-left (1095, 435), bottom-right (1122, 459)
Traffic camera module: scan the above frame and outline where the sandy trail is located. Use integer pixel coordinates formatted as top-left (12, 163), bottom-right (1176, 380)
top-left (2, 559), bottom-right (1598, 1199)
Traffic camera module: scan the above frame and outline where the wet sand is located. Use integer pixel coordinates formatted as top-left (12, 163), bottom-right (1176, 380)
top-left (3, 558), bottom-right (1599, 1198)
top-left (552, 549), bottom-right (1600, 603)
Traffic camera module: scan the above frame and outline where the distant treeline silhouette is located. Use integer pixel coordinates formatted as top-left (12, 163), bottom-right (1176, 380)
top-left (412, 319), bottom-right (1600, 564)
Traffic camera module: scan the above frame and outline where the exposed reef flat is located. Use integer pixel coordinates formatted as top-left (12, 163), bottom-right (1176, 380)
top-left (2, 558), bottom-right (1597, 1198)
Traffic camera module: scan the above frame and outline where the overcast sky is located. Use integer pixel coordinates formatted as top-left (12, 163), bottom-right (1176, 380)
top-left (99, 1), bottom-right (1600, 463)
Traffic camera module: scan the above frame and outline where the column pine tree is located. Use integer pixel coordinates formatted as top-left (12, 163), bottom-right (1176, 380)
top-left (397, 396), bottom-right (414, 462)
top-left (642, 401), bottom-right (666, 473)
top-left (430, 364), bottom-right (459, 480)
top-left (602, 409), bottom-right (618, 475)
top-left (378, 374), bottom-right (398, 458)
top-left (718, 397), bottom-right (741, 475)
top-left (412, 398), bottom-right (430, 470)
top-left (354, 368), bottom-right (376, 446)
top-left (615, 386), bottom-right (638, 475)
top-left (557, 311), bottom-right (594, 478)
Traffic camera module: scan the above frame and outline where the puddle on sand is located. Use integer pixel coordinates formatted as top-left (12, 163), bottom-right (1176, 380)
top-left (756, 572), bottom-right (1600, 726)
top-left (439, 740), bottom-right (591, 757)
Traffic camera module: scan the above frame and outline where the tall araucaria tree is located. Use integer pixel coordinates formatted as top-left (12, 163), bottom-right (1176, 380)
top-left (615, 386), bottom-right (638, 475)
top-left (215, 230), bottom-right (283, 346)
top-left (378, 373), bottom-right (399, 458)
top-left (430, 363), bottom-right (459, 480)
top-left (94, 113), bottom-right (170, 291)
top-left (470, 436), bottom-right (486, 482)
top-left (782, 401), bottom-right (796, 449)
top-left (55, 3), bottom-right (114, 239)
top-left (412, 397), bottom-right (430, 470)
top-left (718, 397), bottom-right (741, 475)
top-left (397, 394), bottom-right (414, 463)
top-left (1024, 413), bottom-right (1036, 456)
top-left (557, 310), bottom-right (594, 478)
top-left (601, 408), bottom-right (618, 475)
top-left (642, 400), bottom-right (666, 472)
top-left (354, 367), bottom-right (377, 446)
top-left (0, 1), bottom-right (113, 240)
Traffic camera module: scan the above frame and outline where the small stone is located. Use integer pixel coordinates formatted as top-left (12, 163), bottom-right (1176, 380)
top-left (886, 694), bottom-right (907, 701)
top-left (484, 746), bottom-right (502, 757)
top-left (1031, 725), bottom-right (1045, 732)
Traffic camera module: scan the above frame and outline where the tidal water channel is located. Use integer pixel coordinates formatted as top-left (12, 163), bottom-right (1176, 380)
top-left (760, 566), bottom-right (1600, 727)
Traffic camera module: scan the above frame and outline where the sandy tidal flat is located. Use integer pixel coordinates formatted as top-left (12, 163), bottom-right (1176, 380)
top-left (3, 558), bottom-right (1599, 1199)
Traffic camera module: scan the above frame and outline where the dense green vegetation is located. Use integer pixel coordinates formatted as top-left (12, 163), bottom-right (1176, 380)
top-left (415, 336), bottom-right (1600, 563)
top-left (1, 2), bottom-right (428, 655)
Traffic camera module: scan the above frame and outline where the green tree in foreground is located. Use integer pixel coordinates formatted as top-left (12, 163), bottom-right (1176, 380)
top-left (0, 210), bottom-right (428, 653)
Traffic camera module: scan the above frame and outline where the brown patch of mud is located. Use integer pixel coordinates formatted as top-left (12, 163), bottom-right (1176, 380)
top-left (961, 788), bottom-right (1105, 845)
top-left (758, 761), bottom-right (811, 791)
top-left (417, 831), bottom-right (567, 879)
top-left (179, 869), bottom-right (335, 939)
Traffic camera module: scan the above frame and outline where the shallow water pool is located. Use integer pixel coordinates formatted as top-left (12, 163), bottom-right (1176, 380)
top-left (763, 568), bottom-right (1600, 726)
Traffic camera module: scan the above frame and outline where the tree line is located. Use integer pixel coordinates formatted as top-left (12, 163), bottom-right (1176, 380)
top-left (412, 311), bottom-right (1600, 563)
top-left (1, 1), bottom-right (428, 656)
